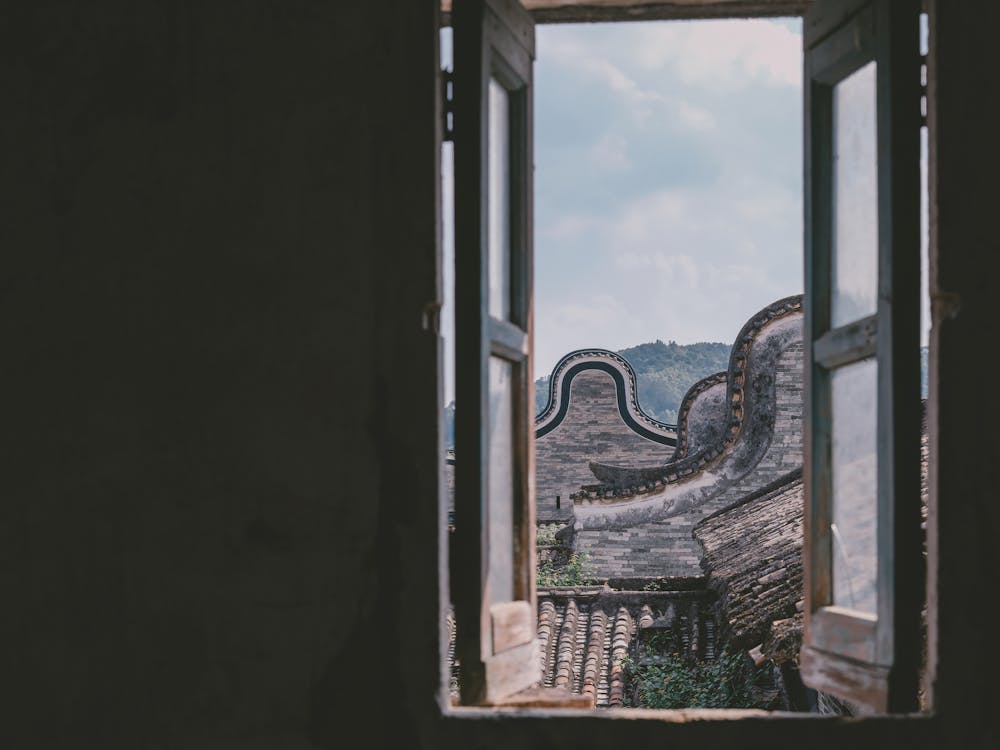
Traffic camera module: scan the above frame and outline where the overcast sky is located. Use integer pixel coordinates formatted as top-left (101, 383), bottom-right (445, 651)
top-left (443, 18), bottom-right (806, 403)
top-left (442, 15), bottom-right (929, 408)
top-left (531, 18), bottom-right (805, 378)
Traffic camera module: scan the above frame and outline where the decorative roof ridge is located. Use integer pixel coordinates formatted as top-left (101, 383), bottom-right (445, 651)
top-left (534, 348), bottom-right (677, 445)
top-left (573, 294), bottom-right (803, 504)
top-left (673, 370), bottom-right (729, 460)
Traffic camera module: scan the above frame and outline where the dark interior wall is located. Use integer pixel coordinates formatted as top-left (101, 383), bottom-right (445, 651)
top-left (3, 1), bottom-right (999, 749)
top-left (927, 0), bottom-right (1000, 739)
top-left (2, 1), bottom-right (440, 747)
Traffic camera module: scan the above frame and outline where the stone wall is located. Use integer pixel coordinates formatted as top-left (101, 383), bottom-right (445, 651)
top-left (6, 3), bottom-right (1000, 747)
top-left (693, 340), bottom-right (804, 519)
top-left (576, 514), bottom-right (706, 577)
top-left (574, 307), bottom-right (804, 579)
top-left (535, 369), bottom-right (673, 522)
top-left (447, 351), bottom-right (674, 523)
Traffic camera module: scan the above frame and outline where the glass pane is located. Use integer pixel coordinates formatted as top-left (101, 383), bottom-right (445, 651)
top-left (441, 27), bottom-right (456, 449)
top-left (488, 78), bottom-right (510, 320)
top-left (831, 357), bottom-right (878, 615)
top-left (831, 61), bottom-right (878, 328)
top-left (487, 356), bottom-right (514, 606)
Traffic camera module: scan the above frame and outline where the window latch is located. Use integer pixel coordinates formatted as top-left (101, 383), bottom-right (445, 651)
top-left (442, 67), bottom-right (455, 142)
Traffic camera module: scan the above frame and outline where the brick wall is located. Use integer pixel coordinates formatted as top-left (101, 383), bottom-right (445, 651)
top-left (576, 335), bottom-right (803, 579)
top-left (536, 369), bottom-right (672, 522)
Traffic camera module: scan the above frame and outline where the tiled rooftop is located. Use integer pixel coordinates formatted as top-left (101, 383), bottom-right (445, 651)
top-left (448, 586), bottom-right (718, 708)
top-left (694, 470), bottom-right (804, 659)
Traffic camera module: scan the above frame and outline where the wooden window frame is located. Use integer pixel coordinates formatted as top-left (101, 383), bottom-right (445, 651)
top-left (444, 0), bottom-right (927, 715)
top-left (800, 0), bottom-right (923, 713)
top-left (452, 0), bottom-right (539, 706)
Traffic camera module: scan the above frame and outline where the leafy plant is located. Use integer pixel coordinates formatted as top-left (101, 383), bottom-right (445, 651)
top-left (536, 551), bottom-right (594, 587)
top-left (535, 523), bottom-right (562, 546)
top-left (620, 641), bottom-right (770, 710)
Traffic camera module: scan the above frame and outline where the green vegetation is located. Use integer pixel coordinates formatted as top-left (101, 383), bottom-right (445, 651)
top-left (536, 551), bottom-right (594, 588)
top-left (621, 643), bottom-right (770, 710)
top-left (535, 523), bottom-right (562, 546)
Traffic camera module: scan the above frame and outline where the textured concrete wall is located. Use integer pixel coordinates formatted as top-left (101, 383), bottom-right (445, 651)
top-left (535, 370), bottom-right (671, 522)
top-left (4, 2), bottom-right (999, 749)
top-left (2, 2), bottom-right (440, 747)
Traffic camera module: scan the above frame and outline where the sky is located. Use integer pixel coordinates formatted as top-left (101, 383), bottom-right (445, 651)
top-left (531, 18), bottom-right (804, 379)
top-left (440, 17), bottom-right (927, 405)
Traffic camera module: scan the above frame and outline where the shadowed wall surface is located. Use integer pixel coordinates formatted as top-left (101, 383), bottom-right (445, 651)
top-left (2, 1), bottom-right (999, 748)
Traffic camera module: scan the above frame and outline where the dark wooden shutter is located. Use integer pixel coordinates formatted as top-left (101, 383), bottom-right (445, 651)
top-left (801, 0), bottom-right (923, 712)
top-left (452, 0), bottom-right (538, 705)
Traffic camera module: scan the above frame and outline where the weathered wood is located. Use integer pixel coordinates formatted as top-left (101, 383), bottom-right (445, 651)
top-left (873, 0), bottom-right (922, 709)
top-left (483, 640), bottom-right (542, 702)
top-left (491, 601), bottom-right (534, 652)
top-left (803, 0), bottom-right (869, 45)
top-left (802, 0), bottom-right (921, 714)
top-left (799, 645), bottom-right (891, 713)
top-left (444, 0), bottom-right (811, 24)
top-left (484, 686), bottom-right (596, 708)
top-left (813, 314), bottom-right (878, 368)
top-left (489, 318), bottom-right (529, 359)
top-left (453, 0), bottom-right (539, 705)
top-left (809, 605), bottom-right (877, 663)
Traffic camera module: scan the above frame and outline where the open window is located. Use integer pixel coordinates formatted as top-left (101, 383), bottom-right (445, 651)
top-left (446, 0), bottom-right (926, 713)
top-left (451, 0), bottom-right (539, 705)
top-left (800, 0), bottom-right (923, 713)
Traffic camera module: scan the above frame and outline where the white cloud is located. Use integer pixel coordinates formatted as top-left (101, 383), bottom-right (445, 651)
top-left (534, 172), bottom-right (803, 378)
top-left (631, 19), bottom-right (802, 91)
top-left (539, 27), bottom-right (726, 136)
top-left (543, 34), bottom-right (660, 104)
top-left (622, 251), bottom-right (702, 289)
top-left (589, 133), bottom-right (632, 170)
top-left (528, 19), bottom-right (804, 380)
top-left (677, 101), bottom-right (718, 131)
top-left (543, 213), bottom-right (599, 242)
top-left (535, 294), bottom-right (644, 376)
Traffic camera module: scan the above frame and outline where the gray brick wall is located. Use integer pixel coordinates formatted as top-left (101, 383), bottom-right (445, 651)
top-left (535, 369), bottom-right (671, 522)
top-left (699, 340), bottom-right (803, 517)
top-left (576, 512), bottom-right (705, 577)
top-left (577, 339), bottom-right (803, 579)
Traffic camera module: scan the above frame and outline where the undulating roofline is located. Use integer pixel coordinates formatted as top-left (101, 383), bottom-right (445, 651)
top-left (534, 348), bottom-right (677, 446)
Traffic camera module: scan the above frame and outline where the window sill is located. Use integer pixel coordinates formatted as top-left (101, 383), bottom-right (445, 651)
top-left (443, 703), bottom-right (936, 723)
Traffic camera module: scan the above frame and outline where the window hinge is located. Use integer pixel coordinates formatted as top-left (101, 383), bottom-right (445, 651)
top-left (442, 67), bottom-right (455, 142)
top-left (920, 54), bottom-right (928, 128)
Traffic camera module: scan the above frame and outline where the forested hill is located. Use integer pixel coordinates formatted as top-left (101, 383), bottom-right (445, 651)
top-left (534, 340), bottom-right (731, 425)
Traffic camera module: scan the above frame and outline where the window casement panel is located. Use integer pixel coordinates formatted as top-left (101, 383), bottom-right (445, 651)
top-left (801, 0), bottom-right (922, 713)
top-left (453, 0), bottom-right (538, 705)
